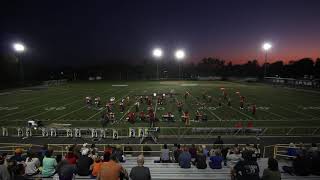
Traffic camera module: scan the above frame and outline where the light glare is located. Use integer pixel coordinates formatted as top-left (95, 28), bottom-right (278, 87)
top-left (175, 49), bottom-right (185, 60)
top-left (152, 48), bottom-right (163, 58)
top-left (262, 43), bottom-right (272, 51)
top-left (13, 43), bottom-right (25, 52)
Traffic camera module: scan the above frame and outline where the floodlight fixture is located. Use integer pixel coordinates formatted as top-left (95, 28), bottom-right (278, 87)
top-left (152, 48), bottom-right (163, 58)
top-left (13, 43), bottom-right (25, 52)
top-left (262, 42), bottom-right (272, 51)
top-left (175, 49), bottom-right (185, 60)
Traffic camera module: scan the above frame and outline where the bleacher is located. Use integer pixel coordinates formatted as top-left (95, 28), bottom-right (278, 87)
top-left (34, 156), bottom-right (320, 180)
top-left (1, 143), bottom-right (319, 180)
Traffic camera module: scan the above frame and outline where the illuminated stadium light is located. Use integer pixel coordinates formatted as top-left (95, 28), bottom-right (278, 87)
top-left (153, 93), bottom-right (157, 97)
top-left (262, 42), bottom-right (272, 78)
top-left (262, 42), bottom-right (272, 51)
top-left (13, 43), bottom-right (25, 52)
top-left (175, 49), bottom-right (185, 60)
top-left (152, 48), bottom-right (163, 58)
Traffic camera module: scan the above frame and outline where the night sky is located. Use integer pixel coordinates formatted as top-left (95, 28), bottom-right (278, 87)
top-left (1, 0), bottom-right (320, 65)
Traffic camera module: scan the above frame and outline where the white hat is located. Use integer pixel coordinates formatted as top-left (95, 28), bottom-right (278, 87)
top-left (81, 148), bottom-right (89, 156)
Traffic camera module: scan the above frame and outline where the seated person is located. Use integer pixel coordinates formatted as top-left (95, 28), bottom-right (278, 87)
top-left (189, 144), bottom-right (197, 159)
top-left (209, 150), bottom-right (223, 169)
top-left (76, 148), bottom-right (93, 176)
top-left (262, 158), bottom-right (281, 180)
top-left (287, 143), bottom-right (297, 157)
top-left (226, 149), bottom-right (242, 168)
top-left (160, 144), bottom-right (170, 163)
top-left (178, 146), bottom-right (191, 168)
top-left (231, 150), bottom-right (260, 180)
top-left (130, 155), bottom-right (151, 180)
top-left (192, 147), bottom-right (207, 169)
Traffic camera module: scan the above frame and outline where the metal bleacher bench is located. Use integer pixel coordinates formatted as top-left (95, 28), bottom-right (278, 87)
top-left (34, 157), bottom-right (320, 180)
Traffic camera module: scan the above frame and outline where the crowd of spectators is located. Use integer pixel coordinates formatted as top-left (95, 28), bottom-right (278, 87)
top-left (0, 143), bottom-right (150, 180)
top-left (0, 140), bottom-right (319, 180)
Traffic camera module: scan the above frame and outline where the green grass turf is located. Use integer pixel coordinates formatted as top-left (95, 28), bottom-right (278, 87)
top-left (0, 81), bottom-right (320, 128)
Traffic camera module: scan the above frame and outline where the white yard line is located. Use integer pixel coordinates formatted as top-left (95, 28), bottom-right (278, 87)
top-left (23, 98), bottom-right (84, 120)
top-left (0, 94), bottom-right (79, 119)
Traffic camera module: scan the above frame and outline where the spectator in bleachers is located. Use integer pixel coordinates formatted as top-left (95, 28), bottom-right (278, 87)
top-left (42, 149), bottom-right (57, 177)
top-left (226, 148), bottom-right (242, 168)
top-left (7, 159), bottom-right (18, 179)
top-left (14, 163), bottom-right (27, 180)
top-left (221, 147), bottom-right (229, 166)
top-left (192, 147), bottom-right (207, 169)
top-left (130, 155), bottom-right (151, 180)
top-left (261, 158), bottom-right (280, 180)
top-left (103, 152), bottom-right (111, 162)
top-left (309, 143), bottom-right (318, 153)
top-left (310, 150), bottom-right (320, 175)
top-left (189, 144), bottom-right (197, 159)
top-left (113, 145), bottom-right (125, 163)
top-left (97, 154), bottom-right (128, 180)
top-left (160, 144), bottom-right (170, 163)
top-left (57, 160), bottom-right (76, 180)
top-left (0, 155), bottom-right (10, 180)
top-left (25, 151), bottom-right (40, 176)
top-left (39, 144), bottom-right (48, 157)
top-left (209, 149), bottom-right (223, 169)
top-left (1, 153), bottom-right (8, 167)
top-left (282, 149), bottom-right (311, 176)
top-left (253, 144), bottom-right (261, 159)
top-left (242, 144), bottom-right (252, 152)
top-left (90, 155), bottom-right (102, 178)
top-left (65, 146), bottom-right (78, 165)
top-left (287, 142), bottom-right (297, 157)
top-left (105, 144), bottom-right (113, 154)
top-left (173, 144), bottom-right (182, 163)
top-left (202, 145), bottom-right (209, 157)
top-left (178, 146), bottom-right (191, 169)
top-left (10, 148), bottom-right (26, 163)
top-left (76, 147), bottom-right (93, 176)
top-left (231, 150), bottom-right (260, 180)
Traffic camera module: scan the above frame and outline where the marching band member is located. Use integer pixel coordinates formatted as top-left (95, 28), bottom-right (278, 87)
top-left (119, 101), bottom-right (125, 113)
top-left (85, 96), bottom-right (92, 106)
top-left (228, 97), bottom-right (231, 106)
top-left (94, 97), bottom-right (101, 107)
top-left (252, 104), bottom-right (256, 115)
top-left (195, 110), bottom-right (202, 121)
top-left (182, 111), bottom-right (190, 126)
top-left (135, 102), bottom-right (140, 112)
top-left (140, 111), bottom-right (146, 121)
top-left (177, 101), bottom-right (183, 113)
top-left (127, 112), bottom-right (136, 124)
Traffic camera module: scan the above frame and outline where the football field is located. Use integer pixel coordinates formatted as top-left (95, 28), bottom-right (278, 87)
top-left (0, 81), bottom-right (320, 129)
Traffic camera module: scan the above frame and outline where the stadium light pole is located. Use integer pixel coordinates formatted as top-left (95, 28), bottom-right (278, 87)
top-left (175, 49), bottom-right (185, 80)
top-left (262, 42), bottom-right (272, 78)
top-left (12, 43), bottom-right (26, 82)
top-left (152, 48), bottom-right (163, 80)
